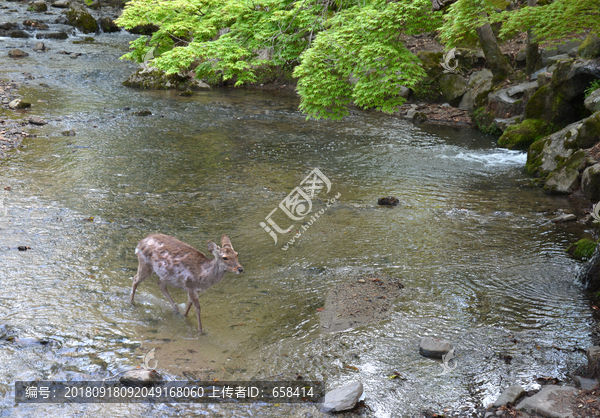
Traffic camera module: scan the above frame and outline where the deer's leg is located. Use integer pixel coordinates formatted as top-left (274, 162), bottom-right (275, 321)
top-left (183, 294), bottom-right (193, 317)
top-left (131, 260), bottom-right (153, 304)
top-left (188, 291), bottom-right (203, 332)
top-left (157, 280), bottom-right (180, 313)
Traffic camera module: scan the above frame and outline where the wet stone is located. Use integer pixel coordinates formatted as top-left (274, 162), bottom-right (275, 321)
top-left (493, 384), bottom-right (526, 407)
top-left (419, 337), bottom-right (453, 358)
top-left (120, 369), bottom-right (163, 386)
top-left (318, 381), bottom-right (363, 413)
top-left (8, 49), bottom-right (29, 58)
top-left (551, 214), bottom-right (576, 223)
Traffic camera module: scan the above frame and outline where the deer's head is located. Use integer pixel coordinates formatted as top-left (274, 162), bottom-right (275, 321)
top-left (207, 235), bottom-right (243, 274)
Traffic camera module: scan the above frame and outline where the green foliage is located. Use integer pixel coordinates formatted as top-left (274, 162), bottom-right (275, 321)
top-left (585, 80), bottom-right (600, 98)
top-left (497, 0), bottom-right (600, 46)
top-left (117, 0), bottom-right (442, 120)
top-left (438, 0), bottom-right (502, 48)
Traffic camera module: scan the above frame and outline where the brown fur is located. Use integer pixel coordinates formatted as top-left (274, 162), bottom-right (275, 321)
top-left (130, 234), bottom-right (243, 332)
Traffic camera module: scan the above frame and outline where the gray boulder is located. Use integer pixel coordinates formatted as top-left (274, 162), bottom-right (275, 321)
top-left (493, 384), bottom-right (525, 408)
top-left (516, 386), bottom-right (577, 418)
top-left (544, 165), bottom-right (580, 195)
top-left (405, 109), bottom-right (427, 123)
top-left (419, 337), bottom-right (453, 358)
top-left (587, 346), bottom-right (600, 363)
top-left (8, 49), bottom-right (28, 58)
top-left (585, 89), bottom-right (600, 113)
top-left (494, 115), bottom-right (523, 132)
top-left (399, 86), bottom-right (411, 99)
top-left (573, 376), bottom-right (598, 391)
top-left (438, 73), bottom-right (467, 106)
top-left (582, 164), bottom-right (600, 202)
top-left (546, 54), bottom-right (571, 66)
top-left (52, 0), bottom-right (70, 8)
top-left (459, 69), bottom-right (493, 111)
top-left (553, 58), bottom-right (600, 102)
top-left (318, 382), bottom-right (363, 413)
top-left (32, 42), bottom-right (45, 52)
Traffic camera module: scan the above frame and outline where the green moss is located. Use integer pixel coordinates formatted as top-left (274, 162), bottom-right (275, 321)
top-left (412, 79), bottom-right (443, 102)
top-left (473, 106), bottom-right (501, 135)
top-left (526, 136), bottom-right (549, 175)
top-left (498, 119), bottom-right (550, 150)
top-left (567, 239), bottom-right (598, 260)
top-left (579, 32), bottom-right (600, 59)
top-left (66, 8), bottom-right (98, 34)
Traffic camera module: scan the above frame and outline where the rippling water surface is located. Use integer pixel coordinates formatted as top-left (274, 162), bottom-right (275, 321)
top-left (0, 5), bottom-right (597, 417)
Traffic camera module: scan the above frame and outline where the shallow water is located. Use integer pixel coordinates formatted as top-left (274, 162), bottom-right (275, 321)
top-left (0, 4), bottom-right (598, 417)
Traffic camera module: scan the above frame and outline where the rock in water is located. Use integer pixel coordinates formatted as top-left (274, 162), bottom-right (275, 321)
top-left (378, 196), bottom-right (399, 206)
top-left (52, 0), bottom-right (71, 8)
top-left (318, 382), bottom-right (363, 413)
top-left (65, 3), bottom-right (98, 34)
top-left (493, 384), bottom-right (525, 407)
top-left (120, 369), bottom-right (162, 386)
top-left (8, 49), bottom-right (29, 58)
top-left (32, 42), bottom-right (46, 52)
top-left (550, 214), bottom-right (576, 223)
top-left (31, 1), bottom-right (48, 12)
top-left (29, 118), bottom-right (47, 125)
top-left (8, 99), bottom-right (31, 109)
top-left (419, 337), bottom-right (453, 358)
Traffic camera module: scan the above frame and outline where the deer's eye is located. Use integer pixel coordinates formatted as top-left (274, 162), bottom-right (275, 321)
top-left (223, 257), bottom-right (229, 261)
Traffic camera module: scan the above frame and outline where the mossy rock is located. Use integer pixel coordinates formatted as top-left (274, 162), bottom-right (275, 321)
top-left (473, 106), bottom-right (501, 135)
top-left (498, 119), bottom-right (550, 150)
top-left (577, 111), bottom-right (600, 149)
top-left (438, 73), bottom-right (467, 106)
top-left (524, 84), bottom-right (578, 127)
top-left (65, 5), bottom-right (98, 34)
top-left (579, 32), bottom-right (600, 59)
top-left (526, 136), bottom-right (551, 175)
top-left (417, 51), bottom-right (444, 79)
top-left (582, 163), bottom-right (600, 201)
top-left (567, 239), bottom-right (598, 260)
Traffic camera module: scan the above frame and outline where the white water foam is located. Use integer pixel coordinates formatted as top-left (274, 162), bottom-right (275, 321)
top-left (440, 149), bottom-right (527, 167)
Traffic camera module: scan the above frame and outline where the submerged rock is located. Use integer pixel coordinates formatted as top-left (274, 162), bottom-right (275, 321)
top-left (318, 382), bottom-right (363, 413)
top-left (493, 384), bottom-right (525, 408)
top-left (567, 239), bottom-right (597, 260)
top-left (419, 338), bottom-right (453, 358)
top-left (8, 99), bottom-right (31, 109)
top-left (8, 49), bottom-right (29, 58)
top-left (36, 32), bottom-right (68, 40)
top-left (378, 196), bottom-right (399, 206)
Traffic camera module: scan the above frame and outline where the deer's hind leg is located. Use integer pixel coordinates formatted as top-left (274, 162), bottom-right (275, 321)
top-left (131, 258), bottom-right (153, 304)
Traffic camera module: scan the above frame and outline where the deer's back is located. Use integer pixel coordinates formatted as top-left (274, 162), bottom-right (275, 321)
top-left (136, 234), bottom-right (209, 291)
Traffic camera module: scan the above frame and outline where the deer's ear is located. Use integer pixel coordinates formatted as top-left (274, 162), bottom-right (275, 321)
top-left (221, 235), bottom-right (233, 249)
top-left (207, 241), bottom-right (220, 256)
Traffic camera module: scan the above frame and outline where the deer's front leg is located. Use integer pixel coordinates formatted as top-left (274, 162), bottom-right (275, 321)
top-left (158, 280), bottom-right (180, 313)
top-left (187, 291), bottom-right (203, 332)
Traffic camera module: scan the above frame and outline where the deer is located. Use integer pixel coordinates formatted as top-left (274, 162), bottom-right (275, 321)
top-left (130, 234), bottom-right (243, 333)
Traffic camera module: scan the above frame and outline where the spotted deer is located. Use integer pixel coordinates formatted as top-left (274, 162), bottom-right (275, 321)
top-left (130, 234), bottom-right (243, 332)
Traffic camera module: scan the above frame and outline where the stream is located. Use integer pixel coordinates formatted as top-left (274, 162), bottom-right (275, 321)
top-left (0, 3), bottom-right (598, 417)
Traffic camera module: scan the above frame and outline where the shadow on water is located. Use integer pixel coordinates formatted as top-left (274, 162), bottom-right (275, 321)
top-left (0, 5), bottom-right (597, 417)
